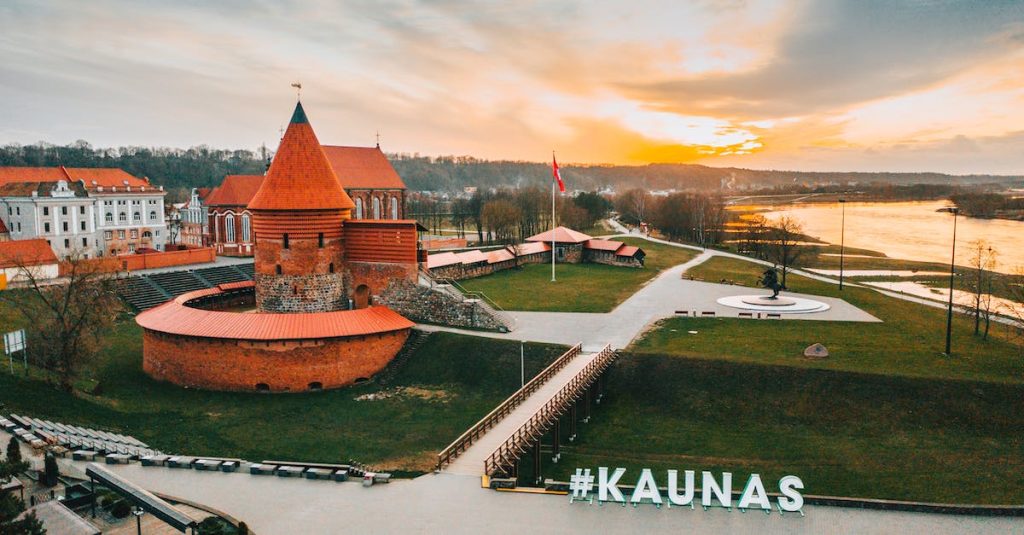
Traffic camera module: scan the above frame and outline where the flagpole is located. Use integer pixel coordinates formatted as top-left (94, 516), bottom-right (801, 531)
top-left (551, 152), bottom-right (556, 282)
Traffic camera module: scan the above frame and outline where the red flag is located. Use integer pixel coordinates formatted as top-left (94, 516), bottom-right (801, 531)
top-left (552, 155), bottom-right (566, 193)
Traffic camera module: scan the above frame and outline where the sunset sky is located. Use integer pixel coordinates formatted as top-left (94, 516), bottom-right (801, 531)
top-left (2, 1), bottom-right (1023, 174)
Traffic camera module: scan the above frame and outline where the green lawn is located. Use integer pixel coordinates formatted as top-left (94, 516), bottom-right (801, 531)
top-left (457, 238), bottom-right (699, 312)
top-left (637, 256), bottom-right (1024, 384)
top-left (545, 354), bottom-right (1024, 504)
top-left (0, 319), bottom-right (567, 473)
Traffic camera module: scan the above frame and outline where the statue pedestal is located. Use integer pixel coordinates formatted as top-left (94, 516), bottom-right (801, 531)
top-left (740, 296), bottom-right (796, 307)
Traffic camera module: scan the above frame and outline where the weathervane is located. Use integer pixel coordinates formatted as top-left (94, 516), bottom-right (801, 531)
top-left (375, 131), bottom-right (381, 148)
top-left (291, 82), bottom-right (302, 101)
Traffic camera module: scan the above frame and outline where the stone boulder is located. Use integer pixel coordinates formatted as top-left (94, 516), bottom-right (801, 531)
top-left (804, 343), bottom-right (829, 359)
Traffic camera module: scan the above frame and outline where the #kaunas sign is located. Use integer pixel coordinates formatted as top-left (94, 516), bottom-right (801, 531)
top-left (569, 467), bottom-right (804, 514)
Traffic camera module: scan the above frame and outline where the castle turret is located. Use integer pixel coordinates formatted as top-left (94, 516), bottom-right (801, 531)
top-left (248, 102), bottom-right (355, 312)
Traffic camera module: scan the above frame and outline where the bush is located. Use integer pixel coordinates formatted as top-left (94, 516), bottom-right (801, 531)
top-left (110, 500), bottom-right (131, 519)
top-left (5, 437), bottom-right (21, 465)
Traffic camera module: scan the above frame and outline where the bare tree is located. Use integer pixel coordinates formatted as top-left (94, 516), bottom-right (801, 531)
top-left (0, 251), bottom-right (123, 392)
top-left (966, 240), bottom-right (998, 338)
top-left (765, 216), bottom-right (810, 288)
top-left (1002, 267), bottom-right (1024, 355)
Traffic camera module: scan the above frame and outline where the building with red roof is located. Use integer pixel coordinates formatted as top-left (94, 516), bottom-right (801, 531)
top-left (137, 101), bottom-right (422, 393)
top-left (0, 238), bottom-right (60, 283)
top-left (428, 227), bottom-right (644, 280)
top-left (0, 217), bottom-right (9, 242)
top-left (0, 165), bottom-right (167, 259)
top-left (205, 175), bottom-right (264, 255)
top-left (322, 145), bottom-right (407, 220)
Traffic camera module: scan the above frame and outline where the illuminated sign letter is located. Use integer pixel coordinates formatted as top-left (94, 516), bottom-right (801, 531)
top-left (701, 471), bottom-right (732, 508)
top-left (666, 469), bottom-right (694, 506)
top-left (630, 469), bottom-right (662, 504)
top-left (777, 475), bottom-right (804, 512)
top-left (737, 473), bottom-right (771, 511)
top-left (598, 467), bottom-right (626, 503)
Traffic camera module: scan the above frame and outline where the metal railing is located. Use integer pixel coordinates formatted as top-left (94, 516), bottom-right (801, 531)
top-left (483, 344), bottom-right (616, 477)
top-left (435, 343), bottom-right (583, 470)
top-left (419, 265), bottom-right (517, 332)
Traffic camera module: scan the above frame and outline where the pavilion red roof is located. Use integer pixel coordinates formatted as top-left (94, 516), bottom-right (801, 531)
top-left (616, 245), bottom-right (643, 257)
top-left (526, 226), bottom-right (593, 244)
top-left (0, 239), bottom-right (58, 269)
top-left (584, 239), bottom-right (623, 252)
top-left (248, 103), bottom-right (355, 211)
top-left (322, 146), bottom-right (406, 190)
top-left (136, 282), bottom-right (413, 340)
top-left (205, 175), bottom-right (264, 207)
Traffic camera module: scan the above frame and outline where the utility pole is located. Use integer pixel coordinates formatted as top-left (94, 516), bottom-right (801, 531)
top-left (944, 207), bottom-right (959, 356)
top-left (838, 198), bottom-right (846, 291)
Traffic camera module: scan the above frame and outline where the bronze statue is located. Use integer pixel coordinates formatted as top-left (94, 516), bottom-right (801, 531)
top-left (761, 267), bottom-right (782, 298)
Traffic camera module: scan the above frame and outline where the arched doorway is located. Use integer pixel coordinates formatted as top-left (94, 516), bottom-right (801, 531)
top-left (354, 285), bottom-right (370, 309)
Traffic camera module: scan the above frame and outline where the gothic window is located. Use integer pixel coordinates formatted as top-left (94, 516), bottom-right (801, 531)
top-left (242, 214), bottom-right (251, 242)
top-left (390, 197), bottom-right (399, 219)
top-left (226, 215), bottom-right (236, 243)
top-left (372, 197), bottom-right (380, 219)
top-left (355, 198), bottom-right (363, 219)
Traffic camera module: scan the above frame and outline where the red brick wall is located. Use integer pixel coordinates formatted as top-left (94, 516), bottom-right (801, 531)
top-left (142, 328), bottom-right (410, 392)
top-left (348, 261), bottom-right (418, 302)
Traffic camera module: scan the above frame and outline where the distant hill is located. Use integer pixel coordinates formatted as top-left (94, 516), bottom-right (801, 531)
top-left (2, 141), bottom-right (1020, 195)
top-left (390, 154), bottom-right (1024, 192)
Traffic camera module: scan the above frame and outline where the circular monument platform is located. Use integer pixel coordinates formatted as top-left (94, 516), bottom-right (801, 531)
top-left (717, 294), bottom-right (830, 314)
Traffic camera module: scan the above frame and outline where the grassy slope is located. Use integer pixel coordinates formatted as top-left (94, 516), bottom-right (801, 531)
top-left (457, 237), bottom-right (699, 312)
top-left (638, 256), bottom-right (1023, 384)
top-left (0, 322), bottom-right (567, 472)
top-left (549, 354), bottom-right (1024, 504)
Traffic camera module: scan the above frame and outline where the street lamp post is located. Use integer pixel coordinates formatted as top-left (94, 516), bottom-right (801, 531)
top-left (131, 506), bottom-right (145, 535)
top-left (520, 341), bottom-right (525, 388)
top-left (944, 207), bottom-right (960, 356)
top-left (838, 199), bottom-right (846, 291)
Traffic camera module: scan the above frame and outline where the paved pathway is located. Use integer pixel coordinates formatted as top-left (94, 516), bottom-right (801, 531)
top-left (420, 242), bottom-right (879, 349)
top-left (444, 349), bottom-right (601, 476)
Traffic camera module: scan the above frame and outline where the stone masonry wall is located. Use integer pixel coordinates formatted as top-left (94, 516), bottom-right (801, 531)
top-left (255, 272), bottom-right (348, 313)
top-left (378, 279), bottom-right (508, 332)
top-left (142, 328), bottom-right (410, 392)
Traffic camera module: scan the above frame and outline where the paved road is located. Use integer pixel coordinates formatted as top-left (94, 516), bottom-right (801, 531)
top-left (445, 349), bottom-right (600, 476)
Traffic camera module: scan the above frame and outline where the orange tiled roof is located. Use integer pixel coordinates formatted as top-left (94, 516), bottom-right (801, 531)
top-left (248, 103), bottom-right (355, 211)
top-left (205, 175), bottom-right (264, 207)
top-left (584, 239), bottom-right (624, 252)
top-left (0, 166), bottom-right (154, 192)
top-left (526, 226), bottom-right (593, 244)
top-left (0, 239), bottom-right (58, 268)
top-left (321, 146), bottom-right (406, 190)
top-left (616, 245), bottom-right (643, 257)
top-left (0, 218), bottom-right (8, 234)
top-left (136, 282), bottom-right (414, 340)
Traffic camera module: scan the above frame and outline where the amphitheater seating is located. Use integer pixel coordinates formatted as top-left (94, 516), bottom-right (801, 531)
top-left (5, 413), bottom-right (159, 458)
top-left (194, 265), bottom-right (251, 286)
top-left (235, 263), bottom-right (254, 278)
top-left (117, 262), bottom-right (255, 311)
top-left (117, 277), bottom-right (170, 311)
top-left (147, 271), bottom-right (211, 297)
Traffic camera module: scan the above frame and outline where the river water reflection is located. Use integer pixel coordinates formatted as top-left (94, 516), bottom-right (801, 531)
top-left (752, 201), bottom-right (1023, 274)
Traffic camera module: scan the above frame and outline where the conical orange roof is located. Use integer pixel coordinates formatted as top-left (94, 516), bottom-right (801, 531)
top-left (248, 102), bottom-right (355, 211)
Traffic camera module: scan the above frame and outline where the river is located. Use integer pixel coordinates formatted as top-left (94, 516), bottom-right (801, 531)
top-left (753, 201), bottom-right (1023, 273)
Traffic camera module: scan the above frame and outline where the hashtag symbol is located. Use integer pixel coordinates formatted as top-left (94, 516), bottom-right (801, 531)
top-left (568, 468), bottom-right (594, 501)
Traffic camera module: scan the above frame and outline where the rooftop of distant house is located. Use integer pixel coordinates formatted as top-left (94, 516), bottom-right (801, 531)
top-left (0, 238), bottom-right (59, 269)
top-left (0, 166), bottom-right (160, 194)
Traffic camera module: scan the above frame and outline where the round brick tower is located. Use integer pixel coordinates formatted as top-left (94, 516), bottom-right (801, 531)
top-left (248, 102), bottom-right (355, 313)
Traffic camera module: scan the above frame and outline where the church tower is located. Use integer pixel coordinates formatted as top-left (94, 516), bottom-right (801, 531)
top-left (248, 102), bottom-right (355, 312)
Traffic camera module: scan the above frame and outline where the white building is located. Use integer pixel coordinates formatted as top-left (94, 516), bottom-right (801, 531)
top-left (0, 166), bottom-right (167, 259)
